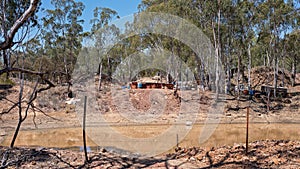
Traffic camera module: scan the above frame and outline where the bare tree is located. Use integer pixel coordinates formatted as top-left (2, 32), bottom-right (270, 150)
top-left (0, 0), bottom-right (57, 147)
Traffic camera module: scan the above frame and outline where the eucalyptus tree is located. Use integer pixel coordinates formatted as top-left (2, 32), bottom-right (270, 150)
top-left (285, 30), bottom-right (300, 86)
top-left (227, 0), bottom-right (256, 98)
top-left (89, 7), bottom-right (120, 90)
top-left (0, 0), bottom-right (40, 79)
top-left (137, 0), bottom-right (203, 85)
top-left (40, 0), bottom-right (85, 89)
top-left (255, 0), bottom-right (296, 96)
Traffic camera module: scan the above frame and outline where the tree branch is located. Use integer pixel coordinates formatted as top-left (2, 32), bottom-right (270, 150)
top-left (0, 0), bottom-right (40, 50)
top-left (0, 67), bottom-right (55, 87)
top-left (0, 67), bottom-right (43, 76)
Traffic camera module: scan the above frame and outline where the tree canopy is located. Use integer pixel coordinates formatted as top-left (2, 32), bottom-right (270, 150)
top-left (1, 0), bottom-right (299, 89)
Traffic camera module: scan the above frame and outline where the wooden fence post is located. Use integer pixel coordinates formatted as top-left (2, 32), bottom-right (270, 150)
top-left (83, 96), bottom-right (89, 163)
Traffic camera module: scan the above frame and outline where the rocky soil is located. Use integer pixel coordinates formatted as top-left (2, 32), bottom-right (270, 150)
top-left (1, 140), bottom-right (300, 168)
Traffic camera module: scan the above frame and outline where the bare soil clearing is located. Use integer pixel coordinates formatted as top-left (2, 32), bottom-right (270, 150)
top-left (0, 72), bottom-right (299, 168)
top-left (1, 82), bottom-right (299, 145)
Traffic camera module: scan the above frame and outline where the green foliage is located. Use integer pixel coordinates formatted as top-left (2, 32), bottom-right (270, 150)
top-left (38, 0), bottom-right (85, 83)
top-left (0, 73), bottom-right (15, 85)
top-left (0, 0), bottom-right (41, 39)
top-left (2, 0), bottom-right (299, 87)
top-left (137, 0), bottom-right (299, 78)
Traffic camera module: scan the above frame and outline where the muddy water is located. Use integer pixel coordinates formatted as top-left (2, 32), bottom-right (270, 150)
top-left (1, 123), bottom-right (300, 152)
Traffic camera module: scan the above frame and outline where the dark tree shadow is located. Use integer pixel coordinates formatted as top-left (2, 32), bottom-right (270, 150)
top-left (1, 141), bottom-right (300, 169)
top-left (0, 86), bottom-right (14, 101)
top-left (0, 147), bottom-right (52, 169)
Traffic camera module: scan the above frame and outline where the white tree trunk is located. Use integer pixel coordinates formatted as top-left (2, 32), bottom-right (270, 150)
top-left (98, 63), bottom-right (102, 91)
top-left (248, 44), bottom-right (251, 88)
top-left (0, 0), bottom-right (40, 50)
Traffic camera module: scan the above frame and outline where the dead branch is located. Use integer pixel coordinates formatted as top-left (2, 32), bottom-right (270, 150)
top-left (0, 67), bottom-right (56, 88)
top-left (30, 104), bottom-right (62, 121)
top-left (22, 77), bottom-right (39, 122)
top-left (0, 148), bottom-right (42, 168)
top-left (0, 149), bottom-right (9, 168)
top-left (0, 67), bottom-right (44, 76)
